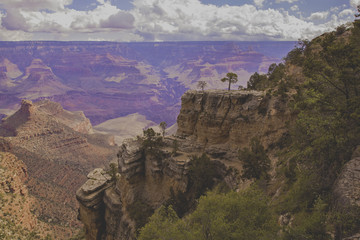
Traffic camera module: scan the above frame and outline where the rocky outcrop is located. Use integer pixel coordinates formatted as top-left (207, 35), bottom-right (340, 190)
top-left (77, 89), bottom-right (292, 240)
top-left (77, 137), bottom-right (198, 240)
top-left (76, 168), bottom-right (113, 239)
top-left (177, 90), bottom-right (292, 150)
top-left (333, 146), bottom-right (360, 208)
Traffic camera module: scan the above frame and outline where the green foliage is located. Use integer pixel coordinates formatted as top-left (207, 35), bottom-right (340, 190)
top-left (221, 72), bottom-right (238, 90)
top-left (141, 128), bottom-right (163, 154)
top-left (247, 72), bottom-right (268, 90)
top-left (282, 198), bottom-right (329, 240)
top-left (139, 187), bottom-right (278, 240)
top-left (190, 187), bottom-right (278, 240)
top-left (277, 22), bottom-right (360, 239)
top-left (288, 23), bottom-right (360, 188)
top-left (238, 138), bottom-right (270, 180)
top-left (106, 162), bottom-right (118, 181)
top-left (284, 39), bottom-right (309, 66)
top-left (197, 81), bottom-right (207, 91)
top-left (247, 63), bottom-right (285, 90)
top-left (188, 154), bottom-right (220, 199)
top-left (332, 206), bottom-right (360, 239)
top-left (127, 200), bottom-right (154, 230)
top-left (167, 187), bottom-right (188, 218)
top-left (138, 205), bottom-right (190, 240)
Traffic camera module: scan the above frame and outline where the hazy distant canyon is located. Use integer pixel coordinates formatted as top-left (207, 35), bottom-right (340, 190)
top-left (0, 41), bottom-right (294, 140)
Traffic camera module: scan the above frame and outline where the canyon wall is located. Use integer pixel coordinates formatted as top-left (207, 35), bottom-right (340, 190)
top-left (77, 89), bottom-right (293, 239)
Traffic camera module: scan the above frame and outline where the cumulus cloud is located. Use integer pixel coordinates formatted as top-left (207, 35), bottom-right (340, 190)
top-left (100, 11), bottom-right (135, 29)
top-left (308, 11), bottom-right (329, 21)
top-left (131, 0), bottom-right (347, 41)
top-left (275, 0), bottom-right (298, 3)
top-left (1, 9), bottom-right (28, 31)
top-left (253, 0), bottom-right (265, 7)
top-left (1, 0), bottom-right (135, 34)
top-left (0, 0), bottom-right (72, 11)
top-left (350, 0), bottom-right (360, 8)
top-left (0, 0), bottom-right (356, 41)
top-left (0, 12), bottom-right (32, 40)
top-left (339, 9), bottom-right (354, 17)
top-left (290, 5), bottom-right (299, 11)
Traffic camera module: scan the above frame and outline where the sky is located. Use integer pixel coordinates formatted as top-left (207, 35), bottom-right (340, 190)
top-left (0, 0), bottom-right (359, 42)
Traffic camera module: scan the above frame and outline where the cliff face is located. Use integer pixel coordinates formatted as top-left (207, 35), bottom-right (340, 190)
top-left (77, 139), bottom-right (195, 240)
top-left (77, 90), bottom-right (292, 239)
top-left (177, 90), bottom-right (291, 150)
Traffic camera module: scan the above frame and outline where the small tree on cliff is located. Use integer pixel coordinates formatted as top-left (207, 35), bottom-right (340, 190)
top-left (197, 81), bottom-right (207, 91)
top-left (221, 72), bottom-right (238, 90)
top-left (142, 128), bottom-right (163, 154)
top-left (159, 121), bottom-right (167, 137)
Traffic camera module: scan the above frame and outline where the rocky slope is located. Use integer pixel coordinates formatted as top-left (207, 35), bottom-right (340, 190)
top-left (77, 89), bottom-right (292, 239)
top-left (0, 41), bottom-right (294, 126)
top-left (0, 100), bottom-right (117, 238)
top-left (0, 151), bottom-right (61, 239)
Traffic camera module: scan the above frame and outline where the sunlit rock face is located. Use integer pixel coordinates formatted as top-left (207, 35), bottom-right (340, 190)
top-left (0, 41), bottom-right (294, 125)
top-left (176, 89), bottom-right (292, 149)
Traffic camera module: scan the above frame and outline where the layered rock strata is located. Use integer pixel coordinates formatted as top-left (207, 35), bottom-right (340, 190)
top-left (77, 90), bottom-right (293, 239)
top-left (77, 138), bottom-right (197, 240)
top-left (177, 90), bottom-right (291, 149)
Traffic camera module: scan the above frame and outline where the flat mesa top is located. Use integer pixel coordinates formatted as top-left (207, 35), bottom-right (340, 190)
top-left (185, 89), bottom-right (264, 97)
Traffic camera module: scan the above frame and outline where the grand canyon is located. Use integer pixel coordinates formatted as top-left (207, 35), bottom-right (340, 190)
top-left (1, 19), bottom-right (360, 240)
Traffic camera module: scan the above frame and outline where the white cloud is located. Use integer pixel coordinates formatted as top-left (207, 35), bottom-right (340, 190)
top-left (275, 0), bottom-right (298, 3)
top-left (0, 12), bottom-right (32, 40)
top-left (0, 0), bottom-right (356, 41)
top-left (350, 0), bottom-right (360, 8)
top-left (1, 0), bottom-right (135, 34)
top-left (290, 5), bottom-right (299, 11)
top-left (131, 0), bottom-right (346, 41)
top-left (308, 11), bottom-right (329, 21)
top-left (100, 11), bottom-right (135, 29)
top-left (339, 9), bottom-right (354, 17)
top-left (253, 0), bottom-right (265, 7)
top-left (0, 0), bottom-right (72, 11)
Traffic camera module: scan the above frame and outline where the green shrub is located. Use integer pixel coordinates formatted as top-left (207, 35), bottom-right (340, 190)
top-left (238, 138), bottom-right (270, 180)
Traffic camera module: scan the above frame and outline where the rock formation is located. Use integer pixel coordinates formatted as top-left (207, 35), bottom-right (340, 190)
top-left (333, 146), bottom-right (360, 208)
top-left (0, 99), bottom-right (117, 238)
top-left (77, 89), bottom-right (292, 239)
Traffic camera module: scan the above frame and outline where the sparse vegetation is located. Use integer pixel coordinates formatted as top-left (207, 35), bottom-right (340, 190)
top-left (141, 128), bottom-right (163, 154)
top-left (159, 121), bottom-right (167, 137)
top-left (106, 162), bottom-right (119, 181)
top-left (197, 81), bottom-right (207, 91)
top-left (221, 72), bottom-right (238, 90)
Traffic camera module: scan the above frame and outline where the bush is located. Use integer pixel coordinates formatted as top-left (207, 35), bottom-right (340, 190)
top-left (238, 138), bottom-right (270, 180)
